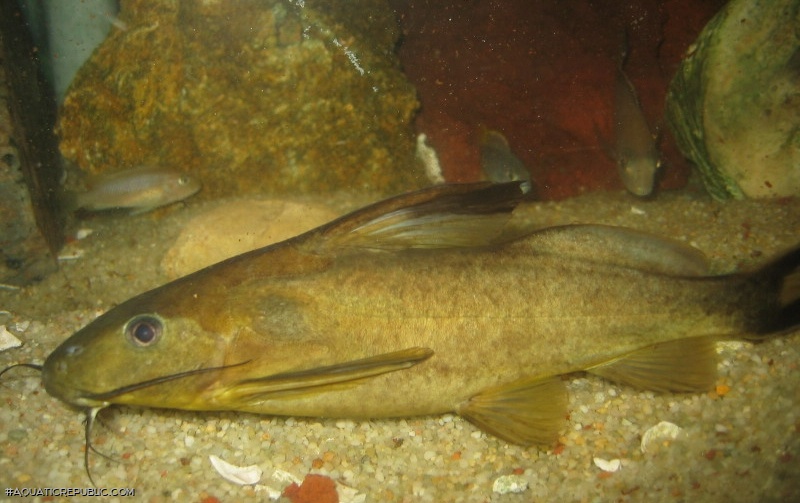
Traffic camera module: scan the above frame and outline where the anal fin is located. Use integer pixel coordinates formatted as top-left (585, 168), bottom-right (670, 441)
top-left (587, 336), bottom-right (717, 393)
top-left (457, 377), bottom-right (567, 446)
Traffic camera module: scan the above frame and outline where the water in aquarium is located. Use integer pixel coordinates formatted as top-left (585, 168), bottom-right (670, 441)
top-left (0, 1), bottom-right (798, 501)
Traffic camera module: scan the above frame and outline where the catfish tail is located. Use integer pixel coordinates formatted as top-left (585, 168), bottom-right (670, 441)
top-left (746, 244), bottom-right (800, 337)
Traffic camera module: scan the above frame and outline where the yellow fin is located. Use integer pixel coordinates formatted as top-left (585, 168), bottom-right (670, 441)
top-left (457, 377), bottom-right (567, 446)
top-left (225, 347), bottom-right (433, 402)
top-left (307, 182), bottom-right (530, 252)
top-left (587, 336), bottom-right (717, 393)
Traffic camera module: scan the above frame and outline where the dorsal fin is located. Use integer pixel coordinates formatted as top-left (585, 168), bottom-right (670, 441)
top-left (302, 182), bottom-right (531, 253)
top-left (524, 224), bottom-right (709, 276)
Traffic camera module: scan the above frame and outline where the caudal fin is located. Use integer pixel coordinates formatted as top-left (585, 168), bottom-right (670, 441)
top-left (749, 245), bottom-right (800, 336)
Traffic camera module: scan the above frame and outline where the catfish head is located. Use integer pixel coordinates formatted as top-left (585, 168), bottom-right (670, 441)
top-left (42, 283), bottom-right (238, 411)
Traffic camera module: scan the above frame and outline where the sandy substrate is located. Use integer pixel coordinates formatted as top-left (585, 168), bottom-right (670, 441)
top-left (1, 186), bottom-right (798, 502)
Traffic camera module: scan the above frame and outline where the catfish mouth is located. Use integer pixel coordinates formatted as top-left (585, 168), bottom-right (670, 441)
top-left (42, 358), bottom-right (252, 408)
top-left (42, 360), bottom-right (252, 486)
top-left (80, 360), bottom-right (253, 403)
top-left (52, 347), bottom-right (434, 408)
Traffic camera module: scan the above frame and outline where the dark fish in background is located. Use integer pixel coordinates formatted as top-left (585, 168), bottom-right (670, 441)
top-left (70, 166), bottom-right (201, 214)
top-left (613, 40), bottom-right (661, 197)
top-left (480, 130), bottom-right (532, 185)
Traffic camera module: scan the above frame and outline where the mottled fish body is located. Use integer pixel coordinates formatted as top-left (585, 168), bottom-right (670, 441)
top-left (74, 166), bottom-right (201, 213)
top-left (480, 130), bottom-right (532, 184)
top-left (37, 182), bottom-right (800, 463)
top-left (614, 65), bottom-right (660, 196)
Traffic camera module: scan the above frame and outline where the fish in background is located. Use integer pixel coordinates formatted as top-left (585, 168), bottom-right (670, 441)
top-left (68, 166), bottom-right (201, 214)
top-left (613, 44), bottom-right (661, 197)
top-left (479, 130), bottom-right (533, 185)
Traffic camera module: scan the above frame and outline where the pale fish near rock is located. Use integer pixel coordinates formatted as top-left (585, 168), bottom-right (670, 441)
top-left (72, 166), bottom-right (201, 214)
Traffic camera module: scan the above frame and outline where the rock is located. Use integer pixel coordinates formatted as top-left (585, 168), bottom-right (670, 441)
top-left (58, 0), bottom-right (423, 199)
top-left (161, 198), bottom-right (337, 278)
top-left (282, 474), bottom-right (339, 503)
top-left (666, 0), bottom-right (800, 199)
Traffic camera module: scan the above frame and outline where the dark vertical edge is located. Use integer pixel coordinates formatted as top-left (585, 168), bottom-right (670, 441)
top-left (0, 0), bottom-right (65, 261)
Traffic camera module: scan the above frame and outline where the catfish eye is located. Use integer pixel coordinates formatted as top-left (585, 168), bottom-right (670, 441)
top-left (125, 315), bottom-right (163, 347)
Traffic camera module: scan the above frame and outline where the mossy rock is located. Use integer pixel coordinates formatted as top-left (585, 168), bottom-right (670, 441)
top-left (58, 0), bottom-right (424, 199)
top-left (666, 0), bottom-right (800, 200)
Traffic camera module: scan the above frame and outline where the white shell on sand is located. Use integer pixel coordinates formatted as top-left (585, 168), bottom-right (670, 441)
top-left (641, 421), bottom-right (683, 453)
top-left (209, 455), bottom-right (263, 485)
top-left (0, 325), bottom-right (21, 352)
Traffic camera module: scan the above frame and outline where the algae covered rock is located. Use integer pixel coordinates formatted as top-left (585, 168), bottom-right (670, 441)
top-left (58, 0), bottom-right (423, 198)
top-left (666, 0), bottom-right (800, 199)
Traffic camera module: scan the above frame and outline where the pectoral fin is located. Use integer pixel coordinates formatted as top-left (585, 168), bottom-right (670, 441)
top-left (306, 182), bottom-right (530, 252)
top-left (224, 347), bottom-right (434, 402)
top-left (586, 336), bottom-right (717, 393)
top-left (457, 377), bottom-right (567, 446)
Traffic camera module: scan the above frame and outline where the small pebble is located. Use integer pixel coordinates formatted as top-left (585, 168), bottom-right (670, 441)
top-left (75, 228), bottom-right (94, 240)
top-left (492, 474), bottom-right (528, 494)
top-left (12, 320), bottom-right (30, 332)
top-left (7, 428), bottom-right (28, 441)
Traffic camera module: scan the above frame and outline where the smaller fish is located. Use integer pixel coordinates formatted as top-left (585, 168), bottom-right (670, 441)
top-left (614, 54), bottom-right (660, 197)
top-left (479, 130), bottom-right (532, 184)
top-left (71, 166), bottom-right (201, 214)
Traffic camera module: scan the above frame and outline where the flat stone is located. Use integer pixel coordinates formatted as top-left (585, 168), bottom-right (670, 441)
top-left (161, 198), bottom-right (337, 278)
